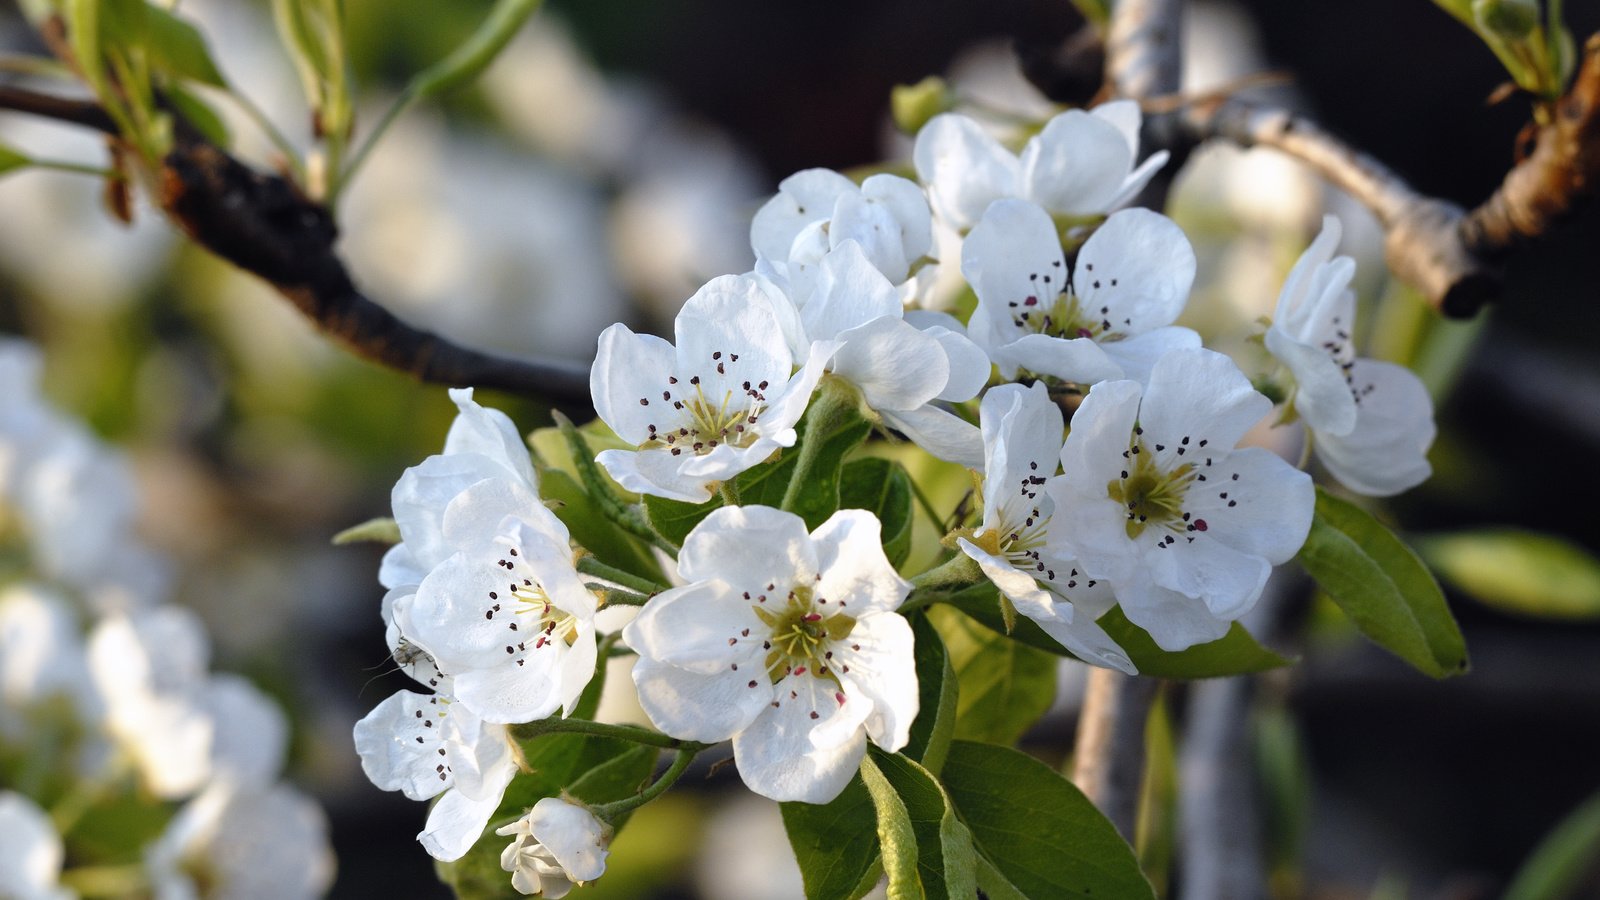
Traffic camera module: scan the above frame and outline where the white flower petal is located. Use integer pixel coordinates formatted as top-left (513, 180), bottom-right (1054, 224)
top-left (1265, 323), bottom-right (1358, 436)
top-left (1139, 349), bottom-right (1270, 463)
top-left (880, 405), bottom-right (983, 469)
top-left (674, 275), bottom-right (793, 404)
top-left (910, 318), bottom-right (990, 402)
top-left (859, 173), bottom-right (934, 269)
top-left (419, 765), bottom-right (515, 862)
top-left (594, 447), bottom-right (716, 504)
top-left (1111, 575), bottom-right (1234, 651)
top-left (830, 192), bottom-right (913, 284)
top-left (1183, 447), bottom-right (1315, 565)
top-left (1021, 109), bottom-right (1134, 215)
top-left (914, 113), bottom-right (1020, 230)
top-left (679, 506), bottom-right (819, 588)
top-left (205, 674), bottom-right (288, 788)
top-left (630, 655), bottom-right (770, 743)
top-left (961, 199), bottom-right (1067, 347)
top-left (528, 797), bottom-right (610, 884)
top-left (1097, 326), bottom-right (1203, 385)
top-left (1022, 603), bottom-right (1136, 674)
top-left (1313, 359), bottom-right (1435, 496)
top-left (831, 316), bottom-right (948, 412)
top-left (352, 689), bottom-right (456, 801)
top-left (1147, 532), bottom-right (1272, 622)
top-left (998, 334), bottom-right (1123, 386)
top-left (801, 241), bottom-right (904, 340)
top-left (590, 323), bottom-right (680, 444)
top-left (621, 581), bottom-right (765, 675)
top-left (751, 169), bottom-right (856, 262)
top-left (443, 388), bottom-right (537, 489)
top-left (833, 613), bottom-right (918, 751)
top-left (1073, 208), bottom-right (1195, 334)
top-left (810, 510), bottom-right (912, 616)
top-left (732, 676), bottom-right (868, 803)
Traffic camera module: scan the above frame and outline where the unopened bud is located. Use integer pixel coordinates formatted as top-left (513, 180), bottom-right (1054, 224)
top-left (891, 77), bottom-right (952, 135)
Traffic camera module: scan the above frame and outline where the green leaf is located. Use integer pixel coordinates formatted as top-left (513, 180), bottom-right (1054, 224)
top-left (330, 516), bottom-right (400, 545)
top-left (869, 750), bottom-right (978, 900)
top-left (1297, 488), bottom-right (1468, 678)
top-left (1099, 607), bottom-right (1292, 678)
top-left (1417, 529), bottom-right (1600, 622)
top-left (165, 84), bottom-right (230, 147)
top-left (541, 469), bottom-right (664, 583)
top-left (946, 582), bottom-right (1290, 678)
top-left (1504, 791), bottom-right (1600, 900)
top-left (929, 607), bottom-right (1055, 746)
top-left (0, 143), bottom-right (31, 177)
top-left (782, 774), bottom-right (881, 900)
top-left (839, 457), bottom-right (915, 569)
top-left (1135, 693), bottom-right (1177, 896)
top-left (143, 5), bottom-right (227, 86)
top-left (271, 0), bottom-right (335, 108)
top-left (902, 615), bottom-right (957, 773)
top-left (642, 414), bottom-right (872, 545)
top-left (859, 755), bottom-right (921, 899)
top-left (941, 740), bottom-right (1156, 900)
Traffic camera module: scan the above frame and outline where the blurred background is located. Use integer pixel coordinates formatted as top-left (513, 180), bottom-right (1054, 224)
top-left (2, 0), bottom-right (1599, 897)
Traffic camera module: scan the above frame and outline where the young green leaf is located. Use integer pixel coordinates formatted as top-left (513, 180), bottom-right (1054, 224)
top-left (0, 143), bottom-right (33, 178)
top-left (1504, 791), bottom-right (1600, 900)
top-left (869, 750), bottom-right (978, 900)
top-left (929, 607), bottom-right (1056, 746)
top-left (839, 457), bottom-right (915, 569)
top-left (902, 614), bottom-right (957, 773)
top-left (941, 741), bottom-right (1156, 899)
top-left (859, 755), bottom-right (921, 900)
top-left (330, 516), bottom-right (400, 545)
top-left (1417, 529), bottom-right (1600, 622)
top-left (782, 775), bottom-right (882, 900)
top-left (1298, 488), bottom-right (1468, 678)
top-left (143, 5), bottom-right (227, 87)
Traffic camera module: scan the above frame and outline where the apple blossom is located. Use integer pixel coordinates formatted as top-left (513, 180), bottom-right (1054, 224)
top-left (913, 100), bottom-right (1167, 232)
top-left (591, 274), bottom-right (833, 502)
top-left (0, 792), bottom-right (71, 900)
top-left (496, 797), bottom-right (612, 897)
top-left (1265, 216), bottom-right (1435, 496)
top-left (624, 506), bottom-right (916, 803)
top-left (1052, 348), bottom-right (1314, 650)
top-left (353, 687), bottom-right (520, 861)
top-left (961, 199), bottom-right (1200, 385)
top-left (145, 780), bottom-right (336, 900)
top-left (956, 383), bottom-right (1135, 673)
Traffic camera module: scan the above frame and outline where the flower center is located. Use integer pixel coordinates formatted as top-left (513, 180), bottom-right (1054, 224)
top-left (638, 370), bottom-right (771, 457)
top-left (482, 548), bottom-right (582, 665)
top-left (1011, 291), bottom-right (1108, 341)
top-left (1107, 440), bottom-right (1196, 538)
top-left (753, 585), bottom-right (856, 685)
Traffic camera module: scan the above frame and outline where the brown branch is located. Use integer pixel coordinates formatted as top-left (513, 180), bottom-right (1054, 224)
top-left (0, 86), bottom-right (592, 414)
top-left (1463, 33), bottom-right (1600, 256)
top-left (1072, 668), bottom-right (1160, 840)
top-left (1177, 98), bottom-right (1500, 318)
top-left (0, 84), bottom-right (116, 133)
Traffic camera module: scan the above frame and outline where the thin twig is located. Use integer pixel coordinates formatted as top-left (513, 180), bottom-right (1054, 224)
top-left (1176, 97), bottom-right (1500, 318)
top-left (0, 84), bottom-right (116, 132)
top-left (1072, 668), bottom-right (1160, 840)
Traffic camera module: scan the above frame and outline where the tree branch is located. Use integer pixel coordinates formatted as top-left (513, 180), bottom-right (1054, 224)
top-left (1177, 97), bottom-right (1500, 318)
top-left (1072, 668), bottom-right (1159, 840)
top-left (1463, 33), bottom-right (1600, 257)
top-left (1, 87), bottom-right (594, 414)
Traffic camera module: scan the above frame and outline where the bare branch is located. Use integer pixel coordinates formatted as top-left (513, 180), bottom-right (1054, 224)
top-left (1463, 33), bottom-right (1600, 257)
top-left (0, 84), bottom-right (115, 133)
top-left (0, 86), bottom-right (593, 413)
top-left (1106, 0), bottom-right (1182, 100)
top-left (1072, 668), bottom-right (1160, 840)
top-left (1178, 98), bottom-right (1500, 318)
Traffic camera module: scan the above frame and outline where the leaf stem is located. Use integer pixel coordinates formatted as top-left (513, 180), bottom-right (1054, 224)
top-left (554, 412), bottom-right (679, 556)
top-left (779, 377), bottom-right (860, 516)
top-left (900, 552), bottom-right (984, 612)
top-left (577, 556), bottom-right (667, 596)
top-left (591, 745), bottom-right (701, 821)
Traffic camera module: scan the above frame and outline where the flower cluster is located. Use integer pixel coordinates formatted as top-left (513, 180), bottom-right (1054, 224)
top-left (354, 100), bottom-right (1437, 895)
top-left (0, 339), bottom-right (335, 899)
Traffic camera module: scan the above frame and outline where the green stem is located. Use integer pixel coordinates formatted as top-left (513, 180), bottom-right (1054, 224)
top-left (553, 412), bottom-right (679, 556)
top-left (26, 158), bottom-right (116, 178)
top-left (585, 583), bottom-right (649, 606)
top-left (338, 0), bottom-right (545, 198)
top-left (905, 473), bottom-right (946, 530)
top-left (900, 552), bottom-right (984, 613)
top-left (718, 479), bottom-right (741, 507)
top-left (778, 379), bottom-right (859, 515)
top-left (577, 556), bottom-right (668, 596)
top-left (591, 746), bottom-right (700, 820)
top-left (511, 716), bottom-right (689, 750)
top-left (223, 84), bottom-right (307, 184)
top-left (59, 864), bottom-right (147, 897)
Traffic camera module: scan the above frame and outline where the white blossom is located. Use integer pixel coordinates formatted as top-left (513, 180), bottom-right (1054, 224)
top-left (1265, 216), bottom-right (1435, 496)
top-left (496, 797), bottom-right (612, 897)
top-left (86, 606), bottom-right (215, 799)
top-left (591, 275), bottom-right (833, 502)
top-left (758, 240), bottom-right (989, 467)
top-left (961, 199), bottom-right (1200, 385)
top-left (625, 506), bottom-right (916, 803)
top-left (403, 493), bottom-right (598, 725)
top-left (913, 101), bottom-right (1167, 233)
top-left (751, 168), bottom-right (934, 302)
top-left (0, 583), bottom-right (102, 735)
top-left (1052, 348), bottom-right (1314, 650)
top-left (353, 687), bottom-right (520, 862)
top-left (382, 387), bottom-right (541, 590)
top-left (0, 791), bottom-right (72, 900)
top-left (146, 780), bottom-right (335, 900)
top-left (956, 383), bottom-right (1134, 673)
